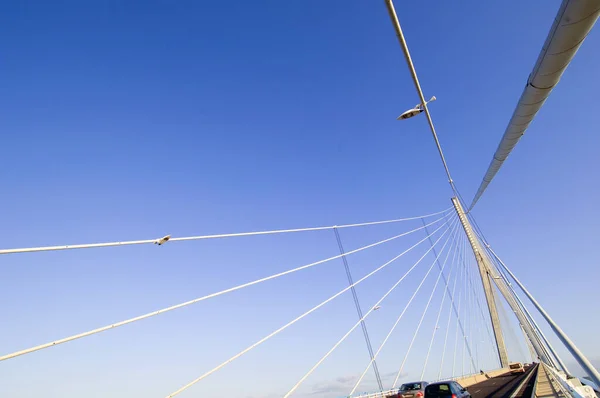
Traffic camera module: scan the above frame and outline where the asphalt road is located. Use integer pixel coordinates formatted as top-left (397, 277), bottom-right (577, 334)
top-left (468, 364), bottom-right (538, 398)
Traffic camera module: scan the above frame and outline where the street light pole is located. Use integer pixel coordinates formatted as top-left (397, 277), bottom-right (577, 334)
top-left (384, 0), bottom-right (456, 195)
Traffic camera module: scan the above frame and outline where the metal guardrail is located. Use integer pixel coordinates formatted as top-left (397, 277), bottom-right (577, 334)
top-left (351, 392), bottom-right (395, 398)
top-left (341, 390), bottom-right (396, 398)
top-left (543, 363), bottom-right (596, 398)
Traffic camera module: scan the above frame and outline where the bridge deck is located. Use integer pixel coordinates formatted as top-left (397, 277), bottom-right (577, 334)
top-left (468, 364), bottom-right (538, 398)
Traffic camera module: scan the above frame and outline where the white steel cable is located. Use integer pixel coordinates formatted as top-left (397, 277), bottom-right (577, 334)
top-left (390, 222), bottom-right (460, 388)
top-left (476, 300), bottom-right (485, 371)
top-left (469, 243), bottom-right (493, 370)
top-left (0, 214), bottom-right (451, 362)
top-left (496, 290), bottom-right (527, 362)
top-left (464, 249), bottom-right (474, 373)
top-left (456, 234), bottom-right (467, 377)
top-left (422, 214), bottom-right (476, 372)
top-left (451, 228), bottom-right (477, 374)
top-left (467, 253), bottom-right (478, 373)
top-left (473, 253), bottom-right (488, 371)
top-left (473, 227), bottom-right (568, 372)
top-left (468, 215), bottom-right (561, 369)
top-left (352, 220), bottom-right (460, 394)
top-left (462, 234), bottom-right (478, 375)
top-left (478, 253), bottom-right (499, 370)
top-left (471, 252), bottom-right (491, 371)
top-left (437, 233), bottom-right (464, 380)
top-left (461, 232), bottom-right (470, 375)
top-left (163, 218), bottom-right (453, 398)
top-left (469, 255), bottom-right (481, 371)
top-left (0, 208), bottom-right (452, 255)
top-left (480, 236), bottom-right (561, 369)
top-left (430, 226), bottom-right (476, 377)
top-left (419, 232), bottom-right (462, 381)
top-left (334, 227), bottom-right (383, 391)
top-left (468, 255), bottom-right (496, 351)
top-left (452, 233), bottom-right (467, 377)
top-left (451, 247), bottom-right (466, 377)
top-left (463, 241), bottom-right (495, 371)
top-left (476, 256), bottom-right (492, 370)
top-left (461, 243), bottom-right (470, 376)
top-left (283, 217), bottom-right (456, 398)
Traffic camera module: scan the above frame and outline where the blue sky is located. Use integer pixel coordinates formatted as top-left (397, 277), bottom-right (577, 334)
top-left (1, 1), bottom-right (599, 397)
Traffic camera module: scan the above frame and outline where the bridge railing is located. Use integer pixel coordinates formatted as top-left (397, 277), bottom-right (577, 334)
top-left (543, 363), bottom-right (596, 398)
top-left (342, 390), bottom-right (397, 398)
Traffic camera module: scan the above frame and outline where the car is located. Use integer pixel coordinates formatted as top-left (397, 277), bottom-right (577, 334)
top-left (509, 362), bottom-right (525, 374)
top-left (424, 381), bottom-right (470, 398)
top-left (396, 381), bottom-right (429, 398)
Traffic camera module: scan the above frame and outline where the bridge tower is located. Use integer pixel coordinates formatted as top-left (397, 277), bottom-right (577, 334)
top-left (452, 197), bottom-right (510, 368)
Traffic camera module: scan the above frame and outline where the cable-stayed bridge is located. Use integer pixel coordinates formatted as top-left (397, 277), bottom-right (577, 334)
top-left (1, 1), bottom-right (599, 398)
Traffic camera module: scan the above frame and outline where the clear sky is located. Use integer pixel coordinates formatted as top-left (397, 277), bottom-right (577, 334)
top-left (1, 1), bottom-right (599, 397)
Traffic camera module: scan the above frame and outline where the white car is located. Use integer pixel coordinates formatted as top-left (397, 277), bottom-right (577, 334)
top-left (509, 362), bottom-right (525, 374)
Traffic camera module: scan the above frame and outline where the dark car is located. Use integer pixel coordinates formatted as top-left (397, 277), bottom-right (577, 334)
top-left (424, 381), bottom-right (470, 398)
top-left (397, 381), bottom-right (428, 398)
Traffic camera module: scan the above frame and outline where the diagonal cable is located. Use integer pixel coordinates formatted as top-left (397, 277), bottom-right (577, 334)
top-left (419, 231), bottom-right (462, 380)
top-left (165, 217), bottom-right (454, 398)
top-left (462, 235), bottom-right (497, 370)
top-left (437, 232), bottom-right (464, 380)
top-left (283, 216), bottom-right (456, 398)
top-left (464, 247), bottom-right (475, 373)
top-left (461, 247), bottom-right (469, 375)
top-left (0, 214), bottom-right (451, 362)
top-left (458, 230), bottom-right (479, 375)
top-left (351, 219), bottom-right (460, 394)
top-left (469, 218), bottom-right (569, 372)
top-left (0, 208), bottom-right (452, 255)
top-left (424, 215), bottom-right (478, 375)
top-left (334, 227), bottom-right (383, 391)
top-left (466, 251), bottom-right (480, 373)
top-left (451, 244), bottom-right (467, 377)
top-left (495, 280), bottom-right (528, 361)
top-left (390, 220), bottom-right (460, 388)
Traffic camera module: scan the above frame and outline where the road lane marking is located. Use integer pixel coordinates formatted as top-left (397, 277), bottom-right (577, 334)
top-left (509, 365), bottom-right (537, 398)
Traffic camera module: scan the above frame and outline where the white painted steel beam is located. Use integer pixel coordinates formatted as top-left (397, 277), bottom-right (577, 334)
top-left (470, 0), bottom-right (600, 209)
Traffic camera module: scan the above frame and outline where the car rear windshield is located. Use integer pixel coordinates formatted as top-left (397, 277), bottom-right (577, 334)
top-left (400, 383), bottom-right (422, 390)
top-left (425, 383), bottom-right (451, 396)
top-left (510, 364), bottom-right (522, 369)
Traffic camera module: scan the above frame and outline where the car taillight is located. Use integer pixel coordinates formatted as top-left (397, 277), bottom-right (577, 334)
top-left (451, 395), bottom-right (456, 398)
top-left (416, 392), bottom-right (423, 397)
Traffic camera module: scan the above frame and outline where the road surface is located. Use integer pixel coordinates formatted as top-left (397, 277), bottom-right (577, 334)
top-left (468, 364), bottom-right (538, 398)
